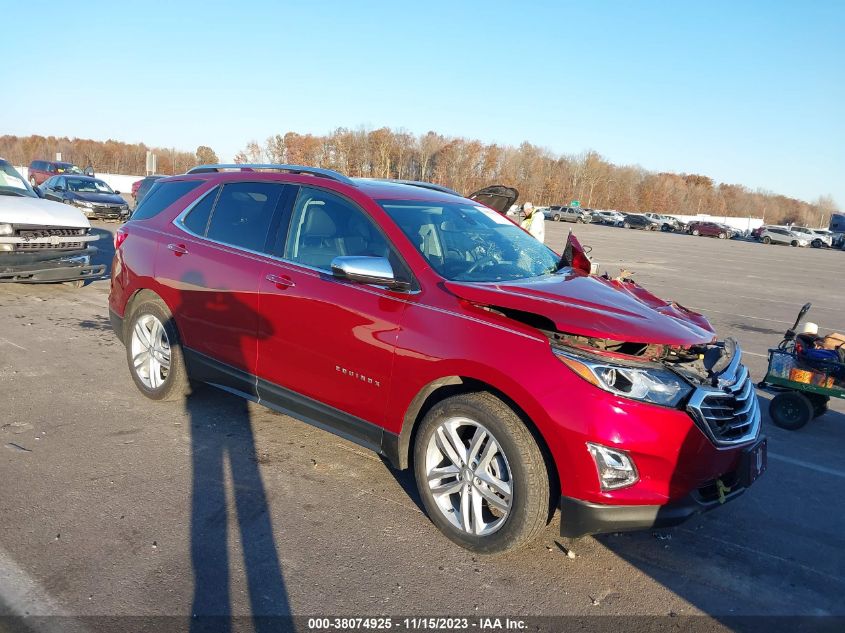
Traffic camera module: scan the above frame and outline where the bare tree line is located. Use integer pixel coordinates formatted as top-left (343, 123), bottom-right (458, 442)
top-left (2, 131), bottom-right (836, 227)
top-left (236, 128), bottom-right (838, 227)
top-left (0, 135), bottom-right (204, 178)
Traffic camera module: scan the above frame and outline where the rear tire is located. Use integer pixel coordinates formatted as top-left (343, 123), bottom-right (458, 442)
top-left (413, 392), bottom-right (550, 554)
top-left (125, 298), bottom-right (191, 401)
top-left (623, 222), bottom-right (631, 229)
top-left (29, 177), bottom-right (37, 187)
top-left (769, 392), bottom-right (813, 430)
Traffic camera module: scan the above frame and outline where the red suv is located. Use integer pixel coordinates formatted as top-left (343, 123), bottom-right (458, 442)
top-left (688, 221), bottom-right (734, 239)
top-left (109, 165), bottom-right (765, 553)
top-left (27, 160), bottom-right (84, 186)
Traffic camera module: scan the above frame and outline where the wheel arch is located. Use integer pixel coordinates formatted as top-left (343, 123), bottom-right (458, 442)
top-left (384, 375), bottom-right (561, 513)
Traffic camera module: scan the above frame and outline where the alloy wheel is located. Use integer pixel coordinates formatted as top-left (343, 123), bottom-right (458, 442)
top-left (129, 314), bottom-right (172, 389)
top-left (424, 417), bottom-right (513, 536)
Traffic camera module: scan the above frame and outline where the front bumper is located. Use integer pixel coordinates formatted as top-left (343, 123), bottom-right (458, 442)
top-left (560, 488), bottom-right (746, 537)
top-left (560, 436), bottom-right (766, 538)
top-left (0, 253), bottom-right (106, 284)
top-left (82, 208), bottom-right (129, 221)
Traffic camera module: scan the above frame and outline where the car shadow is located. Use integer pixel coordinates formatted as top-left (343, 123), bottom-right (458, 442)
top-left (592, 393), bottom-right (845, 624)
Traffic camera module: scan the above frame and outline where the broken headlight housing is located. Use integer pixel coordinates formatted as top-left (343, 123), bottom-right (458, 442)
top-left (554, 348), bottom-right (692, 407)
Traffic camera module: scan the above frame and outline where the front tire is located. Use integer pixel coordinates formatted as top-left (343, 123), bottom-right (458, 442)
top-left (791, 240), bottom-right (799, 247)
top-left (811, 239), bottom-right (822, 248)
top-left (413, 392), bottom-right (550, 554)
top-left (623, 222), bottom-right (631, 229)
top-left (762, 236), bottom-right (771, 244)
top-left (692, 229), bottom-right (700, 236)
top-left (718, 232), bottom-right (726, 239)
top-left (125, 298), bottom-right (190, 401)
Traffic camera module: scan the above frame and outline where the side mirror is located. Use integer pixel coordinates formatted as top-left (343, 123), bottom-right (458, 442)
top-left (114, 190), bottom-right (121, 194)
top-left (331, 256), bottom-right (409, 290)
top-left (54, 185), bottom-right (64, 192)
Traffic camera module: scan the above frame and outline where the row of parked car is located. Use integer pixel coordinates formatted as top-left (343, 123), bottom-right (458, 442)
top-left (523, 205), bottom-right (842, 249)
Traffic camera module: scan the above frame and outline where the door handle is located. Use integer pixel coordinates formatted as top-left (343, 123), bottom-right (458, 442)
top-left (167, 243), bottom-right (188, 256)
top-left (265, 273), bottom-right (295, 289)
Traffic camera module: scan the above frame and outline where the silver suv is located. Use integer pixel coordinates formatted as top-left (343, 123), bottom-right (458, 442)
top-left (758, 226), bottom-right (809, 247)
top-left (549, 206), bottom-right (592, 223)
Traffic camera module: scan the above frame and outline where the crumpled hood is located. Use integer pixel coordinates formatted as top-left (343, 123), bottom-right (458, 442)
top-left (0, 195), bottom-right (91, 229)
top-left (444, 271), bottom-right (716, 346)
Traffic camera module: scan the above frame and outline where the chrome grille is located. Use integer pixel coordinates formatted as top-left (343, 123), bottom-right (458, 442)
top-left (16, 227), bottom-right (87, 239)
top-left (687, 345), bottom-right (761, 446)
top-left (15, 241), bottom-right (84, 251)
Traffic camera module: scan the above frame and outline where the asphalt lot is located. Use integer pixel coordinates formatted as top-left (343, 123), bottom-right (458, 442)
top-left (1, 219), bottom-right (843, 631)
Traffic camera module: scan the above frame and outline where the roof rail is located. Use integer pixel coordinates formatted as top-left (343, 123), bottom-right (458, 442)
top-left (186, 163), bottom-right (354, 186)
top-left (360, 178), bottom-right (461, 197)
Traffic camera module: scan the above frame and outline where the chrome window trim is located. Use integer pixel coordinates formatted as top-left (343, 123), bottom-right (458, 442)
top-left (171, 187), bottom-right (420, 295)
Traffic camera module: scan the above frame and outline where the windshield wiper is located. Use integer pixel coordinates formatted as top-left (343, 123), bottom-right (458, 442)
top-left (0, 189), bottom-right (32, 197)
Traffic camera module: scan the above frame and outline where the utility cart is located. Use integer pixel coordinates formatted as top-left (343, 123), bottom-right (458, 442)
top-left (758, 303), bottom-right (845, 430)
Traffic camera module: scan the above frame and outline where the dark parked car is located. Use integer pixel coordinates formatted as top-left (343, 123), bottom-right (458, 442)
top-left (109, 163), bottom-right (765, 553)
top-left (688, 221), bottom-right (733, 239)
top-left (132, 175), bottom-right (166, 206)
top-left (622, 214), bottom-right (658, 230)
top-left (39, 175), bottom-right (130, 220)
top-left (27, 160), bottom-right (84, 187)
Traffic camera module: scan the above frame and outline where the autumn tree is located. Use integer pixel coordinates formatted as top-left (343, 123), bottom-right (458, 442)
top-left (195, 145), bottom-right (219, 165)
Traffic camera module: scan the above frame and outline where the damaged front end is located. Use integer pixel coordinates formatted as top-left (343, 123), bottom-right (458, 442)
top-left (0, 224), bottom-right (106, 284)
top-left (447, 265), bottom-right (760, 447)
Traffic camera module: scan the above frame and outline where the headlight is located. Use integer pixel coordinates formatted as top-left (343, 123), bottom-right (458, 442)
top-left (0, 223), bottom-right (13, 236)
top-left (554, 348), bottom-right (692, 407)
top-left (120, 204), bottom-right (129, 210)
top-left (73, 200), bottom-right (94, 208)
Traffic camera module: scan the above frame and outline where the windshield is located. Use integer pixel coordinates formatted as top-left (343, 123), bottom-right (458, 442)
top-left (379, 199), bottom-right (560, 282)
top-left (0, 161), bottom-right (37, 198)
top-left (56, 163), bottom-right (83, 174)
top-left (66, 178), bottom-right (114, 194)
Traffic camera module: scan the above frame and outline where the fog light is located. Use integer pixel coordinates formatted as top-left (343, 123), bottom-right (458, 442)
top-left (587, 442), bottom-right (639, 490)
top-left (0, 243), bottom-right (14, 252)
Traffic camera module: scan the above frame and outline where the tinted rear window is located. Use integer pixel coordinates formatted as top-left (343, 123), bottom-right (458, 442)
top-left (205, 182), bottom-right (285, 252)
top-left (132, 180), bottom-right (204, 221)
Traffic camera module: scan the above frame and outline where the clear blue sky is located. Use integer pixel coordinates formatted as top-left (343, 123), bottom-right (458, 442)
top-left (5, 0), bottom-right (844, 206)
